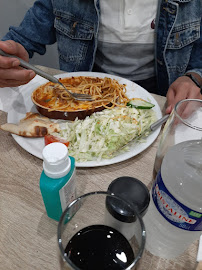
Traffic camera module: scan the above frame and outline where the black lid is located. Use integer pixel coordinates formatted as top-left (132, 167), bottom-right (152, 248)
top-left (106, 176), bottom-right (150, 223)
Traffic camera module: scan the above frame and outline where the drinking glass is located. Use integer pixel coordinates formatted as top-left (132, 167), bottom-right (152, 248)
top-left (57, 191), bottom-right (146, 270)
top-left (154, 98), bottom-right (202, 175)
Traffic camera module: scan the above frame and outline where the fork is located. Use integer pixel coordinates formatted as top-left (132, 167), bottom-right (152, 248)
top-left (0, 49), bottom-right (94, 101)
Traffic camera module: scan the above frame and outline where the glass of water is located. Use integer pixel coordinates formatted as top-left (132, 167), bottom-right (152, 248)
top-left (154, 98), bottom-right (202, 175)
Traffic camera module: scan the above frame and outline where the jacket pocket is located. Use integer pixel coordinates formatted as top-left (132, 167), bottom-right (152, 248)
top-left (53, 10), bottom-right (95, 69)
top-left (167, 20), bottom-right (200, 49)
top-left (54, 11), bottom-right (94, 40)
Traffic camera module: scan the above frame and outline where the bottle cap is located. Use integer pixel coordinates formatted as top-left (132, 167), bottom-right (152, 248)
top-left (106, 176), bottom-right (150, 223)
top-left (42, 142), bottom-right (71, 179)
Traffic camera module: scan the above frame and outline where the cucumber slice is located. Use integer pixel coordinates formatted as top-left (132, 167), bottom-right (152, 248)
top-left (127, 98), bottom-right (155, 109)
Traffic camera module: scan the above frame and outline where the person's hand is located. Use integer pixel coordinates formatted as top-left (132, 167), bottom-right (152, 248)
top-left (165, 75), bottom-right (202, 114)
top-left (0, 40), bottom-right (35, 87)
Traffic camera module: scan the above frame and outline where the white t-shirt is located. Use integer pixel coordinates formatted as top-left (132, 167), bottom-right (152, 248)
top-left (95, 0), bottom-right (158, 81)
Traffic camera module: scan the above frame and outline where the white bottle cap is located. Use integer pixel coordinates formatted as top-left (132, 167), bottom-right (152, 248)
top-left (42, 142), bottom-right (71, 179)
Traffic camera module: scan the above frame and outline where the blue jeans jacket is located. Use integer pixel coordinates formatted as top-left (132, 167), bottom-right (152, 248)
top-left (3, 0), bottom-right (201, 96)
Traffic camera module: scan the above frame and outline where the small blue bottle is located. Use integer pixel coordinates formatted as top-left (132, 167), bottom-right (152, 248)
top-left (40, 142), bottom-right (76, 221)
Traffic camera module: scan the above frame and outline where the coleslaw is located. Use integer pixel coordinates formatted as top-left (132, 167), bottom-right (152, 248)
top-left (53, 106), bottom-right (157, 162)
top-left (53, 107), bottom-right (157, 162)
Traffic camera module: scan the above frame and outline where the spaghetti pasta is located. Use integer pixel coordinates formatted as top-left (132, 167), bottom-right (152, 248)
top-left (32, 76), bottom-right (131, 112)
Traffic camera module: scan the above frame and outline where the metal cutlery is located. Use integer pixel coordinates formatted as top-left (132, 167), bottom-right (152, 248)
top-left (132, 113), bottom-right (169, 144)
top-left (150, 114), bottom-right (169, 131)
top-left (0, 49), bottom-right (94, 101)
top-left (113, 114), bottom-right (170, 154)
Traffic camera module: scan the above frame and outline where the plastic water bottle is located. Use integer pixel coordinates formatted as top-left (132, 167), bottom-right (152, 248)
top-left (144, 140), bottom-right (202, 259)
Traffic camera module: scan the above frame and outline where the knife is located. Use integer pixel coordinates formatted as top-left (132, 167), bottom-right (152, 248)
top-left (150, 114), bottom-right (169, 131)
top-left (115, 113), bottom-right (170, 154)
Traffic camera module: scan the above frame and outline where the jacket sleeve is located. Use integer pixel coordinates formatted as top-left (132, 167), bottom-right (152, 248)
top-left (1, 0), bottom-right (56, 58)
top-left (186, 19), bottom-right (202, 78)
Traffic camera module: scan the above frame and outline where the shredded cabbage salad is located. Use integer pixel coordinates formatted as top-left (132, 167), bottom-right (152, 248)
top-left (55, 107), bottom-right (157, 162)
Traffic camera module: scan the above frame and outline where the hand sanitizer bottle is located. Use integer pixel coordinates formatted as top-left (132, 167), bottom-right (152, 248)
top-left (40, 142), bottom-right (76, 221)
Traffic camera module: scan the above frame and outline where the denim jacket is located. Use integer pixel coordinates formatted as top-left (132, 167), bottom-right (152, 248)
top-left (3, 0), bottom-right (201, 96)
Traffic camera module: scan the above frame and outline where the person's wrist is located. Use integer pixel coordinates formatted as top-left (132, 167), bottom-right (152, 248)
top-left (184, 73), bottom-right (202, 93)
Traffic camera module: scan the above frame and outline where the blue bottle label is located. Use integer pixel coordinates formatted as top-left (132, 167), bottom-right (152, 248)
top-left (152, 171), bottom-right (202, 231)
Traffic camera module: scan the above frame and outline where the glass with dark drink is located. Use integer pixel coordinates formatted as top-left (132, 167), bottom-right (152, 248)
top-left (58, 191), bottom-right (145, 270)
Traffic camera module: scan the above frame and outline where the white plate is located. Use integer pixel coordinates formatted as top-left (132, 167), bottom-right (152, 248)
top-left (7, 71), bottom-right (162, 167)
